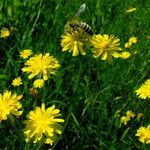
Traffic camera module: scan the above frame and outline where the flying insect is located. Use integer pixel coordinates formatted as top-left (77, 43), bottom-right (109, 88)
top-left (65, 3), bottom-right (93, 35)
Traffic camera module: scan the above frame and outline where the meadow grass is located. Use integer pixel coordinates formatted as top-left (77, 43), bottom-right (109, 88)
top-left (0, 0), bottom-right (150, 149)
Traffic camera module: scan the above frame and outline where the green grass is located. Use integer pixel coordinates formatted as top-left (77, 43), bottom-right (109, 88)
top-left (0, 0), bottom-right (150, 149)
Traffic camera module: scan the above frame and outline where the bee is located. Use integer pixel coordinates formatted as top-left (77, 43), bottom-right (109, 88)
top-left (65, 3), bottom-right (93, 35)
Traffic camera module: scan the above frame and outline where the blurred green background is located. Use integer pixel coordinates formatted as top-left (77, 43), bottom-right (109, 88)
top-left (0, 0), bottom-right (150, 149)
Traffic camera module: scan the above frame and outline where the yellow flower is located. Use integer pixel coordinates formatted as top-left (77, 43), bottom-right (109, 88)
top-left (125, 37), bottom-right (137, 48)
top-left (136, 125), bottom-right (150, 144)
top-left (124, 42), bottom-right (132, 48)
top-left (90, 34), bottom-right (122, 62)
top-left (136, 79), bottom-right (150, 99)
top-left (120, 116), bottom-right (130, 125)
top-left (126, 8), bottom-right (136, 13)
top-left (20, 49), bottom-right (33, 59)
top-left (0, 28), bottom-right (10, 38)
top-left (22, 53), bottom-right (60, 80)
top-left (137, 113), bottom-right (143, 120)
top-left (120, 110), bottom-right (135, 125)
top-left (120, 51), bottom-right (131, 59)
top-left (24, 103), bottom-right (64, 145)
top-left (0, 91), bottom-right (23, 121)
top-left (129, 37), bottom-right (137, 44)
top-left (61, 30), bottom-right (88, 56)
top-left (12, 77), bottom-right (22, 87)
top-left (126, 110), bottom-right (135, 118)
top-left (33, 79), bottom-right (44, 88)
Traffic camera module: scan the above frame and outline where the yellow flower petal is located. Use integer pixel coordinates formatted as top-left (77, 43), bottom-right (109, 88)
top-left (126, 8), bottom-right (136, 13)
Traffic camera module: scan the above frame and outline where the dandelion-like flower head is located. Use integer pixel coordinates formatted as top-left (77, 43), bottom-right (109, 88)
top-left (33, 79), bottom-right (44, 88)
top-left (24, 103), bottom-right (64, 145)
top-left (120, 116), bottom-right (131, 125)
top-left (0, 28), bottom-right (10, 38)
top-left (136, 125), bottom-right (150, 144)
top-left (20, 49), bottom-right (33, 59)
top-left (12, 77), bottom-right (22, 87)
top-left (0, 91), bottom-right (23, 121)
top-left (22, 53), bottom-right (60, 80)
top-left (90, 34), bottom-right (122, 62)
top-left (120, 110), bottom-right (135, 125)
top-left (126, 110), bottom-right (135, 118)
top-left (61, 29), bottom-right (89, 56)
top-left (136, 79), bottom-right (150, 99)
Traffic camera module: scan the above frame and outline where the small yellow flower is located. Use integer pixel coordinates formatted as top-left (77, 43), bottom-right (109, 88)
top-left (120, 110), bottom-right (135, 125)
top-left (120, 116), bottom-right (130, 125)
top-left (90, 34), bottom-right (122, 62)
top-left (136, 125), bottom-right (150, 144)
top-left (0, 91), bottom-right (23, 121)
top-left (61, 29), bottom-right (89, 56)
top-left (137, 113), bottom-right (143, 120)
top-left (24, 103), bottom-right (64, 145)
top-left (12, 77), bottom-right (22, 87)
top-left (129, 37), bottom-right (137, 44)
top-left (136, 79), bottom-right (150, 99)
top-left (120, 51), bottom-right (131, 59)
top-left (22, 53), bottom-right (60, 80)
top-left (20, 49), bottom-right (33, 59)
top-left (124, 37), bottom-right (137, 48)
top-left (126, 110), bottom-right (135, 118)
top-left (126, 8), bottom-right (136, 13)
top-left (124, 42), bottom-right (132, 48)
top-left (33, 79), bottom-right (44, 88)
top-left (0, 28), bottom-right (10, 38)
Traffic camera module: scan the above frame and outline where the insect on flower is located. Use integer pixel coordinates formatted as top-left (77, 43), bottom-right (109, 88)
top-left (65, 3), bottom-right (93, 35)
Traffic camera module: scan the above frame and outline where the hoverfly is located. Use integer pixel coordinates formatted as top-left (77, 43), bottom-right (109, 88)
top-left (65, 3), bottom-right (93, 35)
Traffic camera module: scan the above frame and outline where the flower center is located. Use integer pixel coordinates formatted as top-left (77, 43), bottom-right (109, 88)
top-left (0, 101), bottom-right (9, 113)
top-left (37, 116), bottom-right (48, 132)
top-left (143, 132), bottom-right (150, 139)
top-left (99, 40), bottom-right (108, 49)
top-left (38, 59), bottom-right (46, 70)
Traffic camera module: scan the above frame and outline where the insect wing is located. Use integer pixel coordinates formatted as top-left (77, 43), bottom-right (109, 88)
top-left (75, 3), bottom-right (86, 17)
